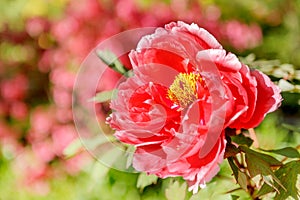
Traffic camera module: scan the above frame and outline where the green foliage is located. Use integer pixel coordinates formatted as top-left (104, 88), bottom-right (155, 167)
top-left (0, 155), bottom-right (105, 200)
top-left (282, 123), bottom-right (300, 133)
top-left (63, 138), bottom-right (84, 158)
top-left (241, 146), bottom-right (285, 191)
top-left (96, 50), bottom-right (130, 77)
top-left (259, 147), bottom-right (300, 158)
top-left (63, 135), bottom-right (117, 159)
top-left (231, 195), bottom-right (239, 200)
top-left (228, 157), bottom-right (248, 191)
top-left (239, 146), bottom-right (282, 167)
top-left (137, 173), bottom-right (159, 192)
top-left (165, 180), bottom-right (187, 200)
top-left (91, 89), bottom-right (118, 103)
top-left (0, 0), bottom-right (67, 30)
top-left (225, 134), bottom-right (300, 199)
top-left (241, 54), bottom-right (300, 96)
top-left (231, 134), bottom-right (253, 147)
top-left (255, 113), bottom-right (291, 149)
top-left (256, 161), bottom-right (300, 199)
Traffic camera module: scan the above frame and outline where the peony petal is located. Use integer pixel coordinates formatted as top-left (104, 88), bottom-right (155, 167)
top-left (165, 21), bottom-right (223, 50)
top-left (133, 146), bottom-right (167, 173)
top-left (243, 69), bottom-right (282, 128)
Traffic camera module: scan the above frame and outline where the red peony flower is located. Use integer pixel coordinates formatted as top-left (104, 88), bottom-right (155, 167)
top-left (107, 21), bottom-right (282, 193)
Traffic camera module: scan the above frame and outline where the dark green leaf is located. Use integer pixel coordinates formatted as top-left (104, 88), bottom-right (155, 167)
top-left (256, 180), bottom-right (274, 197)
top-left (241, 146), bottom-right (285, 193)
top-left (228, 157), bottom-right (238, 179)
top-left (239, 146), bottom-right (282, 166)
top-left (274, 161), bottom-right (300, 200)
top-left (165, 180), bottom-right (186, 200)
top-left (260, 147), bottom-right (300, 158)
top-left (282, 123), bottom-right (300, 133)
top-left (262, 175), bottom-right (279, 193)
top-left (231, 195), bottom-right (239, 200)
top-left (231, 134), bottom-right (253, 147)
top-left (256, 161), bottom-right (300, 199)
top-left (228, 157), bottom-right (248, 191)
top-left (136, 173), bottom-right (158, 192)
top-left (91, 89), bottom-right (117, 103)
top-left (237, 171), bottom-right (248, 192)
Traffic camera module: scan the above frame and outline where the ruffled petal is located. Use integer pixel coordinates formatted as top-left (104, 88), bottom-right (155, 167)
top-left (245, 69), bottom-right (282, 128)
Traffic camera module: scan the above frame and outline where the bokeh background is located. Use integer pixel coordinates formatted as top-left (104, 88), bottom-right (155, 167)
top-left (0, 0), bottom-right (299, 199)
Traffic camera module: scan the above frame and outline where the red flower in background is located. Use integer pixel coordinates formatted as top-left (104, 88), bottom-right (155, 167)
top-left (107, 21), bottom-right (281, 193)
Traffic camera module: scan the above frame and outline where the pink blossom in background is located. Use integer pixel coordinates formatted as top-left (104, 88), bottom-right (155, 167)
top-left (62, 152), bottom-right (91, 175)
top-left (0, 121), bottom-right (22, 156)
top-left (13, 149), bottom-right (51, 195)
top-left (25, 17), bottom-right (50, 37)
top-left (32, 140), bottom-right (55, 163)
top-left (50, 68), bottom-right (76, 89)
top-left (52, 125), bottom-right (77, 156)
top-left (222, 20), bottom-right (262, 51)
top-left (55, 107), bottom-right (73, 123)
top-left (0, 74), bottom-right (28, 101)
top-left (10, 101), bottom-right (28, 120)
top-left (29, 107), bottom-right (54, 139)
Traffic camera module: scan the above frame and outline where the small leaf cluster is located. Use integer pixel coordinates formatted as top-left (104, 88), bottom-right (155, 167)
top-left (225, 128), bottom-right (300, 200)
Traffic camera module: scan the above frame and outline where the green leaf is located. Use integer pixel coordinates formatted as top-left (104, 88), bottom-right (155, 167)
top-left (125, 145), bottom-right (136, 169)
top-left (63, 138), bottom-right (83, 158)
top-left (82, 135), bottom-right (115, 151)
top-left (63, 135), bottom-right (118, 158)
top-left (278, 79), bottom-right (295, 92)
top-left (136, 173), bottom-right (158, 192)
top-left (90, 161), bottom-right (110, 182)
top-left (96, 50), bottom-right (129, 76)
top-left (260, 147), bottom-right (300, 158)
top-left (282, 123), bottom-right (300, 132)
top-left (231, 195), bottom-right (239, 200)
top-left (228, 157), bottom-right (248, 191)
top-left (256, 161), bottom-right (300, 199)
top-left (241, 146), bottom-right (285, 193)
top-left (255, 180), bottom-right (274, 197)
top-left (165, 180), bottom-right (187, 200)
top-left (231, 134), bottom-right (253, 147)
top-left (100, 145), bottom-right (125, 167)
top-left (262, 175), bottom-right (279, 193)
top-left (228, 157), bottom-right (238, 178)
top-left (239, 146), bottom-right (282, 166)
top-left (91, 89), bottom-right (117, 103)
top-left (274, 161), bottom-right (300, 200)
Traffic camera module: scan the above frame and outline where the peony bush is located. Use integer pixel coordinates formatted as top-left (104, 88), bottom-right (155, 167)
top-left (107, 21), bottom-right (282, 194)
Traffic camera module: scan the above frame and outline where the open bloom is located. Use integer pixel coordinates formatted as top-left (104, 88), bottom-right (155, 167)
top-left (107, 21), bottom-right (282, 193)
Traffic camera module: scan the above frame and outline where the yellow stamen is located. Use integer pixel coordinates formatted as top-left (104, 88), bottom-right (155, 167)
top-left (167, 73), bottom-right (201, 107)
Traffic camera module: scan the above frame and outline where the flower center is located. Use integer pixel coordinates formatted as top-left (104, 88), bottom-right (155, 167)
top-left (167, 73), bottom-right (201, 107)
